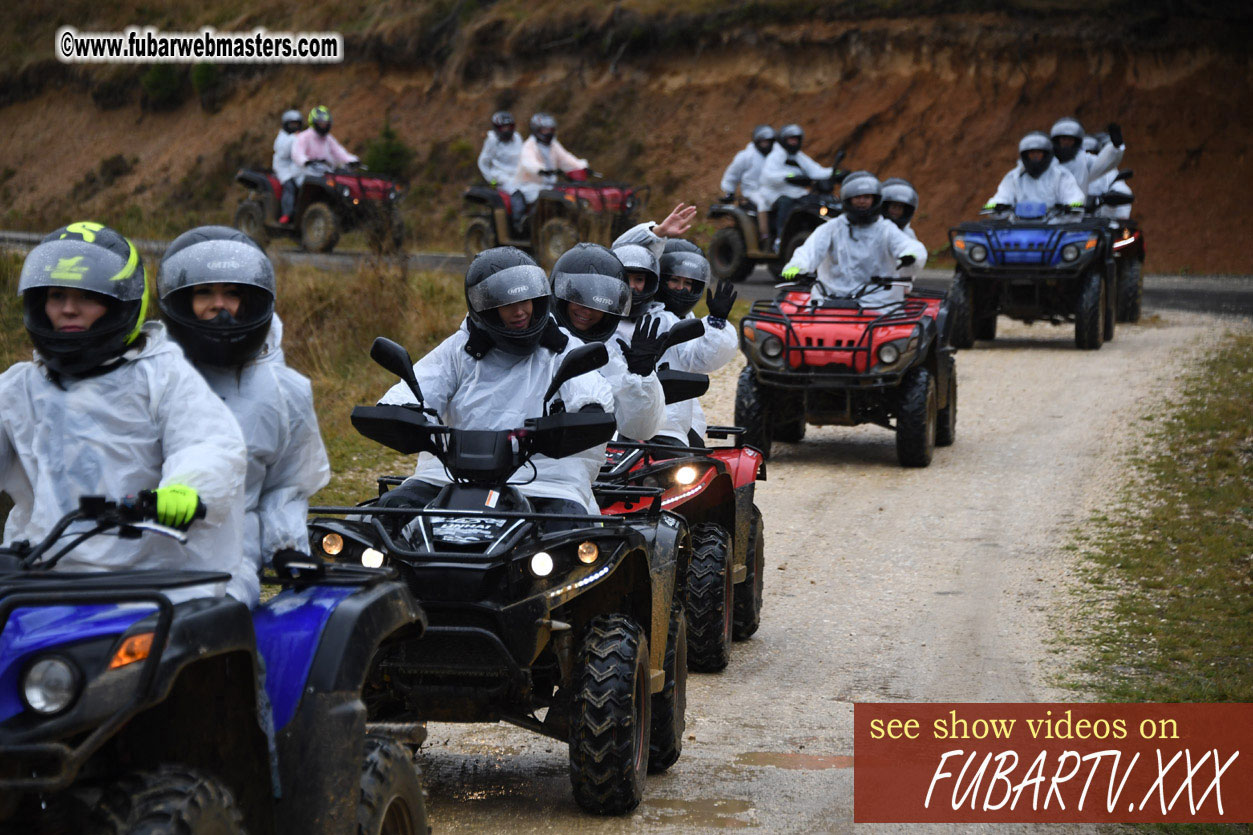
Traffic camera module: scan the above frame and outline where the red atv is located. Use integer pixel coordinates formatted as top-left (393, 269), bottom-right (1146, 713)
top-left (597, 375), bottom-right (767, 673)
top-left (463, 169), bottom-right (648, 269)
top-left (736, 280), bottom-right (957, 467)
top-left (234, 161), bottom-right (404, 253)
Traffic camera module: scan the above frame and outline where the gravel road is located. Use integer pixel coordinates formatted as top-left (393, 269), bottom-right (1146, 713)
top-left (413, 306), bottom-right (1243, 832)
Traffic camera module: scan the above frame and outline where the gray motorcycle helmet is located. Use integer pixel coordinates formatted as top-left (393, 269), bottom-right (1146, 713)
top-left (281, 109), bottom-right (302, 133)
top-left (1050, 117), bottom-right (1085, 163)
top-left (840, 171), bottom-right (883, 226)
top-left (158, 225), bottom-right (276, 367)
top-left (779, 123), bottom-right (804, 154)
top-left (464, 246), bottom-right (553, 356)
top-left (658, 251), bottom-right (711, 317)
top-left (1018, 131), bottom-right (1054, 178)
top-left (752, 124), bottom-right (775, 155)
top-left (550, 243), bottom-right (631, 343)
top-left (613, 243), bottom-right (660, 320)
top-left (880, 177), bottom-right (919, 229)
top-left (530, 112), bottom-right (557, 145)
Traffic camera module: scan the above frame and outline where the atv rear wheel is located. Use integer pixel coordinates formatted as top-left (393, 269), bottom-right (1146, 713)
top-left (685, 523), bottom-right (733, 673)
top-left (948, 273), bottom-right (975, 349)
top-left (357, 735), bottom-right (428, 835)
top-left (896, 366), bottom-right (937, 467)
top-left (709, 226), bottom-right (753, 283)
top-left (732, 504), bottom-right (765, 640)
top-left (569, 615), bottom-right (650, 815)
top-left (301, 202), bottom-right (341, 253)
top-left (1102, 273), bottom-right (1117, 342)
top-left (1075, 269), bottom-right (1105, 350)
top-left (648, 604), bottom-right (687, 773)
top-left (464, 217), bottom-right (495, 260)
top-left (936, 359), bottom-right (957, 448)
top-left (233, 200), bottom-right (268, 247)
top-left (1117, 258), bottom-right (1143, 323)
top-left (90, 766), bottom-right (244, 834)
top-left (734, 365), bottom-right (773, 458)
top-left (975, 313), bottom-right (998, 342)
top-left (538, 216), bottom-right (579, 271)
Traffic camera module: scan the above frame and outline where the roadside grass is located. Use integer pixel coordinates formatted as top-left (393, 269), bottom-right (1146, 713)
top-left (1069, 329), bottom-right (1253, 703)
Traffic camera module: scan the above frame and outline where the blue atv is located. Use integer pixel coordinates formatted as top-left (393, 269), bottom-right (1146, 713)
top-left (947, 199), bottom-right (1128, 350)
top-left (0, 494), bottom-right (429, 834)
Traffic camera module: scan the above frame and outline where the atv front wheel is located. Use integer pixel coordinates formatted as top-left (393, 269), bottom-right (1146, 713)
top-left (464, 217), bottom-right (495, 260)
top-left (648, 604), bottom-right (688, 773)
top-left (1117, 258), bottom-right (1143, 323)
top-left (1075, 269), bottom-right (1105, 350)
top-left (975, 313), bottom-right (998, 342)
top-left (569, 615), bottom-right (650, 815)
top-left (538, 216), bottom-right (579, 271)
top-left (709, 226), bottom-right (753, 283)
top-left (732, 504), bottom-right (765, 640)
top-left (734, 365), bottom-right (773, 458)
top-left (301, 202), bottom-right (341, 253)
top-left (233, 200), bottom-right (268, 247)
top-left (772, 389), bottom-right (806, 443)
top-left (948, 273), bottom-right (976, 349)
top-left (896, 366), bottom-right (937, 467)
top-left (685, 523), bottom-right (733, 672)
top-left (91, 766), bottom-right (244, 834)
top-left (936, 358), bottom-right (957, 447)
top-left (1102, 273), bottom-right (1117, 342)
top-left (357, 735), bottom-right (429, 835)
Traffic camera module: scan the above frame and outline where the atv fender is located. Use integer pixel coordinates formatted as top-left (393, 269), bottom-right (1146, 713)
top-left (235, 169), bottom-right (273, 192)
top-left (708, 204), bottom-right (760, 251)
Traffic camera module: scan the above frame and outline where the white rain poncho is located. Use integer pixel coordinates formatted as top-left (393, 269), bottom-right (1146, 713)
top-left (378, 321), bottom-right (616, 512)
top-left (1088, 169), bottom-right (1133, 220)
top-left (592, 335), bottom-right (666, 441)
top-left (272, 130), bottom-right (300, 184)
top-left (758, 144), bottom-right (834, 208)
top-left (613, 222), bottom-right (665, 260)
top-left (720, 142), bottom-right (771, 210)
top-left (0, 322), bottom-right (257, 605)
top-left (988, 161), bottom-right (1086, 210)
top-left (1059, 140), bottom-right (1124, 193)
top-left (513, 136), bottom-right (588, 203)
top-left (477, 131), bottom-right (523, 188)
top-left (785, 215), bottom-right (928, 307)
top-left (193, 315), bottom-right (330, 569)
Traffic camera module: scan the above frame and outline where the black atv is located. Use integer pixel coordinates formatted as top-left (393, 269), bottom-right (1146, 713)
top-left (308, 338), bottom-right (690, 815)
top-left (0, 494), bottom-right (428, 834)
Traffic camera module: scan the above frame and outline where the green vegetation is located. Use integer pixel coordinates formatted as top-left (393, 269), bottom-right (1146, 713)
top-left (362, 118), bottom-right (417, 184)
top-left (1071, 330), bottom-right (1253, 702)
top-left (189, 62), bottom-right (223, 111)
top-left (140, 64), bottom-right (185, 110)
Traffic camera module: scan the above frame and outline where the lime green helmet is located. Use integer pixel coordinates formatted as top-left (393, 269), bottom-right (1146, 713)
top-left (18, 221), bottom-right (149, 376)
top-left (308, 105), bottom-right (332, 135)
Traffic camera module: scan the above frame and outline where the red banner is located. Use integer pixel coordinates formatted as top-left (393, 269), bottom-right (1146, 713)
top-left (854, 703), bottom-right (1253, 823)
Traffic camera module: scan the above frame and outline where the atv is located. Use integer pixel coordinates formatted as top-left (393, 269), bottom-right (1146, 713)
top-left (598, 421), bottom-right (767, 673)
top-left (462, 169), bottom-right (649, 270)
top-left (0, 493), bottom-right (429, 834)
top-left (947, 186), bottom-right (1135, 351)
top-left (1100, 171), bottom-right (1145, 323)
top-left (307, 338), bottom-right (689, 815)
top-left (707, 154), bottom-right (847, 283)
top-left (736, 279), bottom-right (957, 467)
top-left (234, 160), bottom-right (405, 253)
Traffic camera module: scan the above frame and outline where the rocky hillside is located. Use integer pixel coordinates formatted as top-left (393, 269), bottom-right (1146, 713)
top-left (1, 3), bottom-right (1250, 272)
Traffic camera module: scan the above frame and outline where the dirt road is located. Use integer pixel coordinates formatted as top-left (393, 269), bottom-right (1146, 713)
top-left (416, 309), bottom-right (1237, 833)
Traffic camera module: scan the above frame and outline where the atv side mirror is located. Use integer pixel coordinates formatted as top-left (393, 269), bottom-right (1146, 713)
top-left (1114, 169), bottom-right (1133, 182)
top-left (1101, 191), bottom-right (1135, 206)
top-left (544, 343), bottom-right (609, 403)
top-left (663, 318), bottom-right (705, 351)
top-left (657, 369), bottom-right (710, 404)
top-left (370, 337), bottom-right (424, 405)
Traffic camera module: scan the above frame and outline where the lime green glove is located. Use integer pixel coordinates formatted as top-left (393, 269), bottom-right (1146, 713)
top-left (155, 483), bottom-right (200, 528)
top-left (490, 178), bottom-right (498, 187)
top-left (782, 265), bottom-right (801, 280)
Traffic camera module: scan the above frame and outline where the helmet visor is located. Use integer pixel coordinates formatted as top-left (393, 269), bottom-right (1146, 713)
top-left (553, 272), bottom-right (631, 317)
top-left (19, 238), bottom-right (144, 302)
top-left (158, 239), bottom-right (276, 298)
top-left (466, 264), bottom-right (550, 312)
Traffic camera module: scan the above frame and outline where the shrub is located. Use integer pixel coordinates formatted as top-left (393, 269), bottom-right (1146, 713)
top-left (363, 119), bottom-right (417, 184)
top-left (140, 64), bottom-right (185, 110)
top-left (190, 62), bottom-right (222, 111)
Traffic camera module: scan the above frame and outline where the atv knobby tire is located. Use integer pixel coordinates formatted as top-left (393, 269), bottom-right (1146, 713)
top-left (896, 366), bottom-right (937, 467)
top-left (1075, 269), bottom-right (1105, 350)
top-left (1117, 257), bottom-right (1143, 323)
top-left (734, 365), bottom-right (773, 458)
top-left (357, 735), bottom-right (429, 835)
top-left (975, 312), bottom-right (998, 342)
top-left (709, 226), bottom-right (753, 283)
top-left (685, 523), bottom-right (733, 672)
top-left (569, 615), bottom-right (650, 815)
top-left (648, 604), bottom-right (688, 774)
top-left (936, 359), bottom-right (957, 448)
top-left (463, 217), bottom-right (495, 260)
top-left (1102, 273), bottom-right (1117, 342)
top-left (732, 504), bottom-right (765, 640)
top-left (90, 766), bottom-right (244, 835)
top-left (772, 390), bottom-right (806, 443)
top-left (948, 273), bottom-right (976, 349)
top-left (301, 202), bottom-right (341, 253)
top-left (538, 216), bottom-right (579, 272)
top-left (233, 200), bottom-right (268, 247)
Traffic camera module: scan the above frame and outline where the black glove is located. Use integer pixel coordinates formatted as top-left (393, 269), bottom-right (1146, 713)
top-left (720, 191), bottom-right (735, 203)
top-left (617, 316), bottom-right (665, 377)
top-left (705, 279), bottom-right (738, 323)
top-left (1107, 123), bottom-right (1123, 148)
top-left (539, 168), bottom-right (558, 176)
top-left (897, 254), bottom-right (916, 268)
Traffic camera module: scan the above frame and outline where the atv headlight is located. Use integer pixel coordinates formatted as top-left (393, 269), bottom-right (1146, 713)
top-left (969, 244), bottom-right (988, 263)
top-left (760, 335), bottom-right (783, 359)
top-left (877, 343), bottom-right (901, 365)
top-left (22, 656), bottom-right (80, 715)
top-left (361, 548), bottom-right (384, 569)
top-left (577, 541), bottom-right (599, 565)
top-left (388, 190), bottom-right (398, 201)
top-left (530, 551), bottom-right (554, 577)
top-left (674, 465), bottom-right (699, 485)
top-left (340, 186), bottom-right (351, 198)
top-left (321, 533), bottom-right (344, 556)
top-left (1061, 244), bottom-right (1080, 262)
